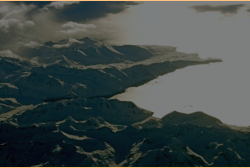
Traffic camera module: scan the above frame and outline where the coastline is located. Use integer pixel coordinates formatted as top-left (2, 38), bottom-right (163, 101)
top-left (45, 58), bottom-right (223, 102)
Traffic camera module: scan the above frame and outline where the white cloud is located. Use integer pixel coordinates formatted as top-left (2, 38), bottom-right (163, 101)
top-left (45, 1), bottom-right (80, 9)
top-left (52, 37), bottom-right (83, 49)
top-left (0, 2), bottom-right (99, 51)
top-left (0, 18), bottom-right (34, 33)
top-left (3, 8), bottom-right (24, 20)
top-left (25, 20), bottom-right (35, 26)
top-left (60, 21), bottom-right (96, 35)
top-left (24, 41), bottom-right (43, 48)
top-left (0, 50), bottom-right (20, 59)
top-left (0, 3), bottom-right (35, 33)
top-left (52, 43), bottom-right (71, 49)
top-left (0, 19), bottom-right (23, 32)
top-left (68, 37), bottom-right (83, 44)
top-left (61, 21), bottom-right (96, 29)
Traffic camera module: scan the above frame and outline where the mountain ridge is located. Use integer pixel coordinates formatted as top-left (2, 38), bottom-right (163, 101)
top-left (159, 111), bottom-right (223, 127)
top-left (1, 98), bottom-right (250, 166)
top-left (1, 37), bottom-right (239, 166)
top-left (0, 37), bottom-right (222, 104)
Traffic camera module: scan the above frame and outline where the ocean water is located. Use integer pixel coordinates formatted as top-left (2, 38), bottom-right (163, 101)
top-left (111, 60), bottom-right (250, 126)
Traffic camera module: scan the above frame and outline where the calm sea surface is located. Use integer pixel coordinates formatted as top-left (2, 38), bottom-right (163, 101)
top-left (111, 60), bottom-right (250, 126)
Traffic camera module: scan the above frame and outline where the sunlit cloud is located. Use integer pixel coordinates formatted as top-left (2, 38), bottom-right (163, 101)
top-left (59, 21), bottom-right (96, 35)
top-left (0, 19), bottom-right (23, 32)
top-left (52, 37), bottom-right (83, 48)
top-left (0, 1), bottom-right (140, 51)
top-left (0, 50), bottom-right (20, 59)
top-left (44, 1), bottom-right (80, 9)
top-left (24, 41), bottom-right (43, 48)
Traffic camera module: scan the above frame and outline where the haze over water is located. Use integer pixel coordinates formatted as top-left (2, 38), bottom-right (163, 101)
top-left (112, 55), bottom-right (250, 127)
top-left (109, 2), bottom-right (250, 127)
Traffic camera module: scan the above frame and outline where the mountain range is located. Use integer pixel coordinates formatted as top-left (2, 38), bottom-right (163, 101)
top-left (2, 37), bottom-right (249, 166)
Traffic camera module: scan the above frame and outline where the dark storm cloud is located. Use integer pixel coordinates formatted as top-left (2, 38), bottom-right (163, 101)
top-left (17, 1), bottom-right (141, 22)
top-left (247, 8), bottom-right (250, 12)
top-left (55, 1), bottom-right (141, 22)
top-left (189, 4), bottom-right (246, 15)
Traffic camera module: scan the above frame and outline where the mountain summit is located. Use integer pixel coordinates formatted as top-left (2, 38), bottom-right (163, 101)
top-left (160, 111), bottom-right (223, 127)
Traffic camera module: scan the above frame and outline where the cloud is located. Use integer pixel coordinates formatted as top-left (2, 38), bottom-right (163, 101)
top-left (0, 50), bottom-right (20, 59)
top-left (57, 1), bottom-right (142, 22)
top-left (52, 43), bottom-right (70, 49)
top-left (0, 2), bottom-right (39, 50)
top-left (24, 41), bottom-right (43, 48)
top-left (44, 1), bottom-right (80, 9)
top-left (0, 19), bottom-right (35, 33)
top-left (0, 3), bottom-right (35, 33)
top-left (2, 8), bottom-right (24, 20)
top-left (189, 4), bottom-right (246, 15)
top-left (0, 6), bottom-right (9, 14)
top-left (13, 2), bottom-right (50, 8)
top-left (59, 21), bottom-right (96, 35)
top-left (0, 19), bottom-right (23, 32)
top-left (67, 37), bottom-right (83, 44)
top-left (25, 20), bottom-right (35, 26)
top-left (52, 37), bottom-right (83, 48)
top-left (18, 2), bottom-right (141, 21)
top-left (0, 1), bottom-right (141, 51)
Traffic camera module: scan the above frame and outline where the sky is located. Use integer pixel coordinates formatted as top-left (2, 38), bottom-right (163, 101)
top-left (0, 1), bottom-right (141, 51)
top-left (99, 1), bottom-right (250, 63)
top-left (1, 1), bottom-right (250, 59)
top-left (92, 1), bottom-right (250, 126)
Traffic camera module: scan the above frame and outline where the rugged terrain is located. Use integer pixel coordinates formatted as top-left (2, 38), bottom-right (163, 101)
top-left (0, 37), bottom-right (221, 104)
top-left (1, 98), bottom-right (250, 166)
top-left (2, 37), bottom-right (249, 166)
